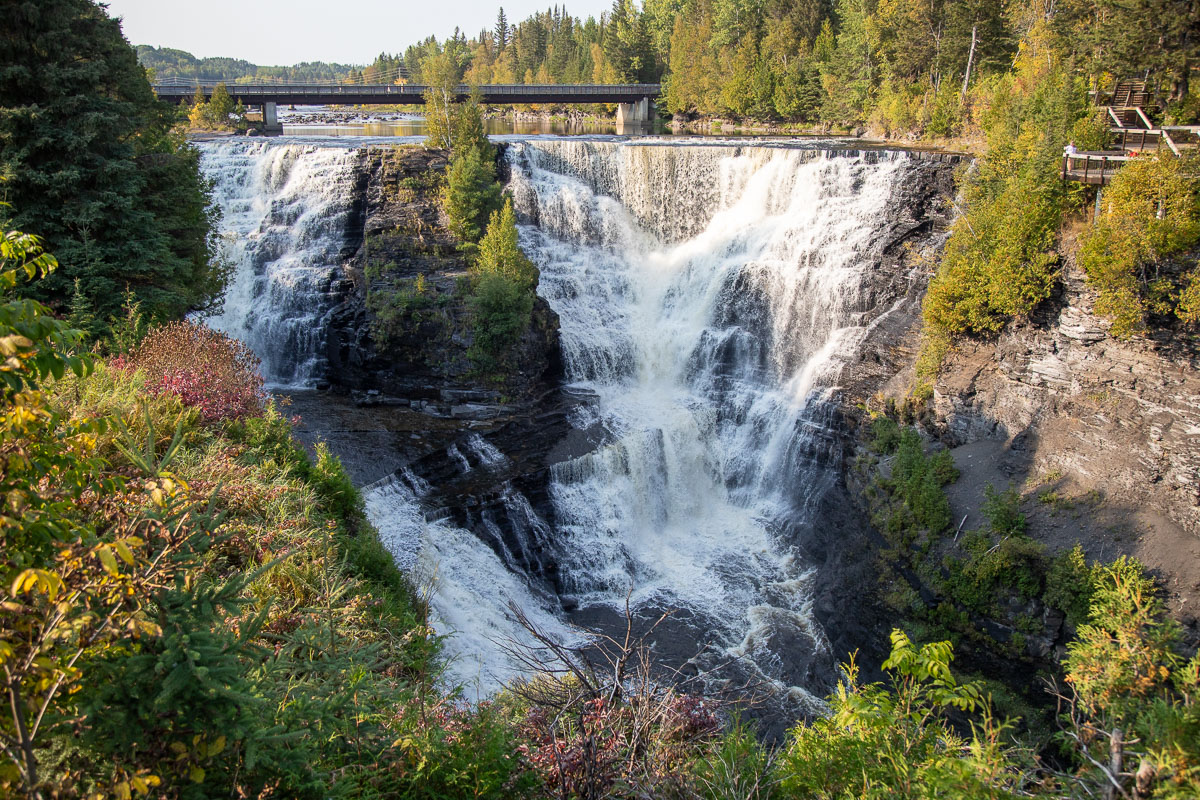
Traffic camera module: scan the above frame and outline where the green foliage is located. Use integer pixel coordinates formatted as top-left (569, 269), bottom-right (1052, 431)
top-left (692, 718), bottom-right (773, 800)
top-left (945, 531), bottom-right (1046, 614)
top-left (109, 287), bottom-right (150, 355)
top-left (365, 272), bottom-right (444, 348)
top-left (443, 144), bottom-right (503, 256)
top-left (919, 60), bottom-right (1099, 377)
top-left (474, 198), bottom-right (538, 291)
top-left (868, 415), bottom-right (901, 454)
top-left (422, 51), bottom-right (462, 150)
top-left (468, 271), bottom-right (535, 371)
top-left (187, 82), bottom-right (247, 131)
top-left (1062, 558), bottom-right (1200, 795)
top-left (0, 0), bottom-right (223, 324)
top-left (1044, 544), bottom-right (1099, 629)
top-left (467, 198), bottom-right (540, 371)
top-left (1077, 155), bottom-right (1200, 336)
top-left (777, 630), bottom-right (1024, 799)
top-left (981, 484), bottom-right (1026, 536)
top-left (0, 226), bottom-right (535, 797)
top-left (67, 277), bottom-right (98, 340)
top-left (890, 430), bottom-right (954, 533)
top-left (136, 45), bottom-right (360, 84)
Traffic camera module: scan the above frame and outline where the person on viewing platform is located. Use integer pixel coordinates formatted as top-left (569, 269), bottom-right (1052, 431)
top-left (1064, 141), bottom-right (1077, 156)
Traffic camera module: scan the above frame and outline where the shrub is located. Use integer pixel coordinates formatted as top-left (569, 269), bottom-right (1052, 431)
top-left (1061, 558), bottom-right (1200, 796)
top-left (1044, 544), bottom-right (1098, 628)
top-left (891, 430), bottom-right (953, 533)
top-left (117, 321), bottom-right (265, 423)
top-left (776, 630), bottom-right (1026, 799)
top-left (981, 484), bottom-right (1026, 536)
top-left (869, 415), bottom-right (901, 454)
top-left (1077, 155), bottom-right (1200, 336)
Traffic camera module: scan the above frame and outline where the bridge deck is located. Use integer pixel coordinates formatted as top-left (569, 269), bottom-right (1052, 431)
top-left (154, 83), bottom-right (661, 106)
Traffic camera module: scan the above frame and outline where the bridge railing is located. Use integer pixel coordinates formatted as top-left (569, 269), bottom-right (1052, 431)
top-left (153, 83), bottom-right (661, 100)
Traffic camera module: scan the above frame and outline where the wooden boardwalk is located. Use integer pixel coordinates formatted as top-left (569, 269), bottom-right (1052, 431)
top-left (1061, 153), bottom-right (1131, 186)
top-left (1062, 80), bottom-right (1198, 187)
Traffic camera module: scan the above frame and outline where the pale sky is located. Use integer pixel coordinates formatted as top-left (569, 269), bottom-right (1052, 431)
top-left (104, 0), bottom-right (614, 66)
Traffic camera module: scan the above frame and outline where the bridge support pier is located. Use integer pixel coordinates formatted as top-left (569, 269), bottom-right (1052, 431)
top-left (616, 97), bottom-right (654, 132)
top-left (262, 101), bottom-right (283, 134)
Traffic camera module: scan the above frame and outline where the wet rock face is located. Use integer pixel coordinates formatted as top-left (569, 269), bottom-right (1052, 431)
top-left (932, 264), bottom-right (1200, 538)
top-left (315, 144), bottom-right (572, 586)
top-left (324, 145), bottom-right (562, 408)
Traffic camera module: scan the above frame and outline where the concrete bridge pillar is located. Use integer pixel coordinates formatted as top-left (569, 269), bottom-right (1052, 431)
top-left (616, 97), bottom-right (654, 132)
top-left (262, 101), bottom-right (283, 134)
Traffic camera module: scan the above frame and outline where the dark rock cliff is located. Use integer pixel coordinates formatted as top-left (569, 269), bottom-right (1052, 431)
top-left (315, 145), bottom-right (577, 587)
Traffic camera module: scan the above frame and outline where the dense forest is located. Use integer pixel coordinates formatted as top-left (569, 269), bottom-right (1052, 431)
top-left (136, 0), bottom-right (1200, 134)
top-left (2, 0), bottom-right (1199, 796)
top-left (136, 45), bottom-right (359, 84)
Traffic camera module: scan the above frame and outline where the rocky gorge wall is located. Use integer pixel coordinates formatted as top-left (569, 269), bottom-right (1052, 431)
top-left (313, 145), bottom-right (580, 588)
top-left (925, 258), bottom-right (1200, 640)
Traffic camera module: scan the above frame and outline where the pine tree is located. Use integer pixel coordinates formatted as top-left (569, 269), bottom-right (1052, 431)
top-left (468, 198), bottom-right (538, 369)
top-left (67, 277), bottom-right (97, 338)
top-left (496, 7), bottom-right (510, 51)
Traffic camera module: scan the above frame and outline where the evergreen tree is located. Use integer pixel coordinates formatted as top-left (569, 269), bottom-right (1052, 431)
top-left (665, 0), bottom-right (721, 114)
top-left (468, 197), bottom-right (538, 369)
top-left (495, 7), bottom-right (510, 51)
top-left (0, 0), bottom-right (220, 323)
top-left (604, 0), bottom-right (658, 82)
top-left (67, 277), bottom-right (97, 338)
top-left (443, 145), bottom-right (503, 257)
top-left (475, 198), bottom-right (538, 291)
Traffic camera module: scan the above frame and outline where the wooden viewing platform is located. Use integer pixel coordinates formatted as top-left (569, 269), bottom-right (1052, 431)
top-left (1061, 152), bottom-right (1132, 186)
top-left (1062, 79), bottom-right (1199, 187)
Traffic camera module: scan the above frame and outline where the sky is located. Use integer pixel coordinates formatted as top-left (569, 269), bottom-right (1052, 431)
top-left (104, 0), bottom-right (614, 66)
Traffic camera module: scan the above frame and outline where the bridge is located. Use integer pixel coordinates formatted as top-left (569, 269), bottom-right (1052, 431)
top-left (153, 82), bottom-right (662, 132)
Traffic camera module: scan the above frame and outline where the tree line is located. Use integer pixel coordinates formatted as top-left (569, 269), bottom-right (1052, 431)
top-left (354, 0), bottom-right (1197, 130)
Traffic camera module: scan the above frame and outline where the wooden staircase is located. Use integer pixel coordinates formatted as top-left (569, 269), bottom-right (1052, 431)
top-left (1111, 80), bottom-right (1151, 109)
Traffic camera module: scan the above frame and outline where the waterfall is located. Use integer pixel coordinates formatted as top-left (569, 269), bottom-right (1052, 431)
top-left (198, 139), bottom-right (360, 387)
top-left (363, 471), bottom-right (579, 695)
top-left (507, 140), bottom-right (922, 702)
top-left (199, 135), bottom-right (937, 703)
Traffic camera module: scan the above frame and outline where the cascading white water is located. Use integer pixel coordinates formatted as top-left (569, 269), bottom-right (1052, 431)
top-left (198, 135), bottom-right (933, 702)
top-left (507, 140), bottom-right (920, 701)
top-left (363, 471), bottom-right (579, 695)
top-left (198, 139), bottom-right (360, 387)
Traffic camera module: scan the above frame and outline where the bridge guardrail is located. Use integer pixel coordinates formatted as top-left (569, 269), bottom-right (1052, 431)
top-left (153, 83), bottom-right (662, 102)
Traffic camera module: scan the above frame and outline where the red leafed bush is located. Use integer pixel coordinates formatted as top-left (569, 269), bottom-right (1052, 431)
top-left (116, 322), bottom-right (266, 423)
top-left (517, 691), bottom-right (721, 797)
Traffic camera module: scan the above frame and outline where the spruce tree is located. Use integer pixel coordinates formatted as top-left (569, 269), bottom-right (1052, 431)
top-left (0, 0), bottom-right (220, 324)
top-left (475, 198), bottom-right (537, 290)
top-left (495, 8), bottom-right (510, 51)
top-left (443, 145), bottom-right (502, 256)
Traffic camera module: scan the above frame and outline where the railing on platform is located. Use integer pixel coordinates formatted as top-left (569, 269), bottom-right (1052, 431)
top-left (1061, 152), bottom-right (1133, 186)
